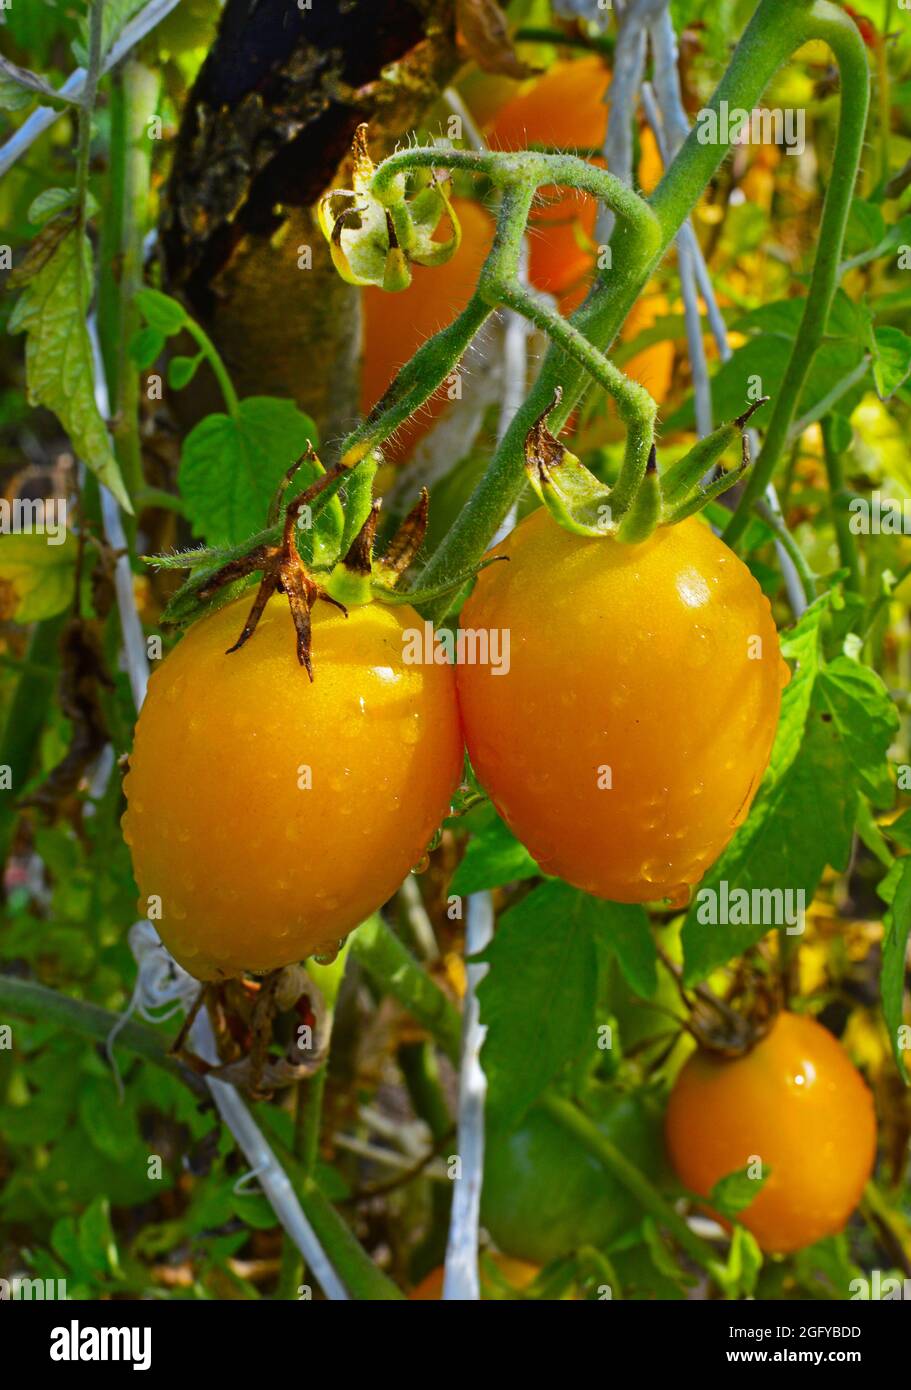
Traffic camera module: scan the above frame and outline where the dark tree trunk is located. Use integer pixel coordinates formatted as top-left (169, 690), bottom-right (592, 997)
top-left (161, 0), bottom-right (459, 443)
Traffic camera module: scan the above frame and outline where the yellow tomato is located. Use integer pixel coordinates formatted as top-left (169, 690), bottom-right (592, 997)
top-left (123, 596), bottom-right (462, 979)
top-left (665, 1012), bottom-right (877, 1253)
top-left (456, 509), bottom-right (787, 904)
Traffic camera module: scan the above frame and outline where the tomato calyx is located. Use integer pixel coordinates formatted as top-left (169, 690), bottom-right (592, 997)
top-left (653, 941), bottom-right (781, 1060)
top-left (318, 124), bottom-right (461, 291)
top-left (171, 965), bottom-right (329, 1100)
top-left (208, 450), bottom-right (349, 680)
top-left (524, 388), bottom-right (770, 543)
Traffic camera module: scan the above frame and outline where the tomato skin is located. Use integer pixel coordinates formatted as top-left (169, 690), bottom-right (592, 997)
top-left (123, 596), bottom-right (462, 980)
top-left (665, 1012), bottom-right (877, 1254)
top-left (456, 509), bottom-right (787, 904)
top-left (481, 1094), bottom-right (663, 1265)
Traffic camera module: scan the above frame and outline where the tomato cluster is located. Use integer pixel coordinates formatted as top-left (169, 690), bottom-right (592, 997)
top-left (125, 505), bottom-right (785, 972)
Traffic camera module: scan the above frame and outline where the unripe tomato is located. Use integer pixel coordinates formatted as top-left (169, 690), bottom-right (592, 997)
top-left (123, 595), bottom-right (462, 980)
top-left (665, 1012), bottom-right (877, 1253)
top-left (481, 1094), bottom-right (663, 1265)
top-left (456, 509), bottom-right (788, 904)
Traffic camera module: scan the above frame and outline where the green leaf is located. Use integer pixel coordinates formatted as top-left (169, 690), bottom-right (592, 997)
top-left (590, 901), bottom-right (658, 999)
top-left (7, 230), bottom-right (131, 511)
top-left (28, 187), bottom-right (80, 227)
top-left (0, 531), bottom-right (78, 622)
top-left (129, 326), bottom-right (165, 369)
top-left (871, 326), bottom-right (911, 400)
top-left (73, 0), bottom-right (145, 65)
top-left (718, 1224), bottom-right (763, 1299)
top-left (709, 1164), bottom-right (771, 1219)
top-left (882, 858), bottom-right (911, 1085)
top-left (168, 354), bottom-right (202, 390)
top-left (682, 600), bottom-right (898, 982)
top-left (77, 1077), bottom-right (139, 1163)
top-left (664, 338), bottom-right (867, 435)
top-left (0, 55), bottom-right (78, 111)
top-left (179, 396), bottom-right (329, 546)
top-left (477, 881), bottom-right (599, 1132)
top-left (844, 198), bottom-right (886, 256)
top-left (135, 287), bottom-right (188, 336)
top-left (450, 808), bottom-right (540, 894)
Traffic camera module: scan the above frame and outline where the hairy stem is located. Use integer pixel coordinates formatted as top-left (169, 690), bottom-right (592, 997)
top-left (821, 416), bottom-right (863, 593)
top-left (724, 2), bottom-right (870, 545)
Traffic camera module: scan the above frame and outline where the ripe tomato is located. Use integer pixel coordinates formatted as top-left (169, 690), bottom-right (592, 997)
top-left (665, 1012), bottom-right (877, 1253)
top-left (361, 199), bottom-right (493, 460)
top-left (481, 1093), bottom-right (663, 1265)
top-left (123, 595), bottom-right (462, 980)
top-left (456, 509), bottom-right (788, 904)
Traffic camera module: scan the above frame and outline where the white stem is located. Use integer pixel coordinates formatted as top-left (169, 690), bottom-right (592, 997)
top-left (442, 891), bottom-right (494, 1301)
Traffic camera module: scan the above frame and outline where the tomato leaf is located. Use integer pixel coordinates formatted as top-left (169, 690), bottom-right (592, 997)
top-left (665, 337), bottom-right (867, 434)
top-left (134, 287), bottom-right (188, 337)
top-left (882, 857), bottom-right (911, 1086)
top-left (709, 1165), bottom-right (771, 1219)
top-left (477, 881), bottom-right (598, 1133)
top-left (682, 600), bottom-right (898, 982)
top-left (591, 901), bottom-right (658, 999)
top-left (178, 396), bottom-right (336, 549)
top-left (451, 808), bottom-right (540, 894)
top-left (871, 325), bottom-right (911, 400)
top-left (0, 530), bottom-right (79, 622)
top-left (8, 229), bottom-right (132, 511)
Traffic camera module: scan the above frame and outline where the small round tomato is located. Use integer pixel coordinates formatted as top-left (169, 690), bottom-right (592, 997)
top-left (481, 1094), bottom-right (663, 1265)
top-left (361, 198), bottom-right (492, 460)
top-left (456, 509), bottom-right (788, 904)
top-left (665, 1012), bottom-right (877, 1253)
top-left (123, 595), bottom-right (462, 980)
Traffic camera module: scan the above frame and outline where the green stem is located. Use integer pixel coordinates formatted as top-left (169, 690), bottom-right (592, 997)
top-left (254, 1111), bottom-right (405, 1300)
top-left (277, 1062), bottom-right (328, 1298)
top-left (74, 0), bottom-right (105, 234)
top-left (724, 2), bottom-right (870, 545)
top-left (821, 416), bottom-right (863, 593)
top-left (185, 319), bottom-right (241, 419)
top-left (0, 615), bottom-right (66, 877)
top-left (0, 974), bottom-right (208, 1098)
top-left (416, 0), bottom-right (827, 605)
top-left (350, 915), bottom-right (462, 1067)
top-left (755, 499), bottom-right (818, 607)
top-left (540, 1095), bottom-right (722, 1281)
